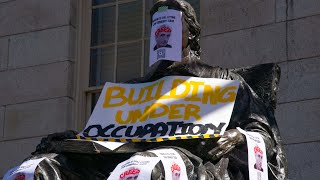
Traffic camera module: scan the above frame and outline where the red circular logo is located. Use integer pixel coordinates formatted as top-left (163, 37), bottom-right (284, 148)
top-left (14, 173), bottom-right (25, 180)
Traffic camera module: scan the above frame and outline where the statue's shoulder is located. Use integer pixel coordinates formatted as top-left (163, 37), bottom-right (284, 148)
top-left (231, 63), bottom-right (281, 110)
top-left (170, 61), bottom-right (281, 110)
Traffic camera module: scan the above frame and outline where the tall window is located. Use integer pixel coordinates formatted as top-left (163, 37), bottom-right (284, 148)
top-left (83, 0), bottom-right (200, 118)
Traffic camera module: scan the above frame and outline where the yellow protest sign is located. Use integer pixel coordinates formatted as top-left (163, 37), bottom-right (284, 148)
top-left (78, 76), bottom-right (240, 142)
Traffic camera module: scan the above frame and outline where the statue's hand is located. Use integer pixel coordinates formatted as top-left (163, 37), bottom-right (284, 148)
top-left (208, 129), bottom-right (245, 161)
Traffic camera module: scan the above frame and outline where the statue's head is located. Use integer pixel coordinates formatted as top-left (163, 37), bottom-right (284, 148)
top-left (150, 0), bottom-right (201, 58)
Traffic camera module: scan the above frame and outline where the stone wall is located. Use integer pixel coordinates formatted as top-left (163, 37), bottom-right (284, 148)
top-left (201, 0), bottom-right (320, 179)
top-left (0, 0), bottom-right (76, 177)
top-left (0, 0), bottom-right (319, 179)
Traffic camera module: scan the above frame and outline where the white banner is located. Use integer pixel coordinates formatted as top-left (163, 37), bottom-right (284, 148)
top-left (237, 128), bottom-right (268, 180)
top-left (3, 158), bottom-right (45, 180)
top-left (94, 140), bottom-right (126, 151)
top-left (149, 148), bottom-right (188, 180)
top-left (78, 76), bottom-right (240, 142)
top-left (107, 155), bottom-right (160, 180)
top-left (149, 9), bottom-right (182, 66)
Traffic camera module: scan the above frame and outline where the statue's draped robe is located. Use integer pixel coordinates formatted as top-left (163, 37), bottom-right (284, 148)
top-left (29, 61), bottom-right (287, 180)
top-left (124, 61), bottom-right (287, 179)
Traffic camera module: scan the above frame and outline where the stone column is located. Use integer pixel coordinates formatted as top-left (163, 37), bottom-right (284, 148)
top-left (0, 0), bottom-right (77, 176)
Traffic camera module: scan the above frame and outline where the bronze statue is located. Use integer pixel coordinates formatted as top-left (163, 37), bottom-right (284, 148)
top-left (125, 1), bottom-right (288, 179)
top-left (6, 1), bottom-right (288, 179)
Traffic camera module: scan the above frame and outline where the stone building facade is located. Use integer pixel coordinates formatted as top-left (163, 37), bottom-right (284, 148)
top-left (0, 0), bottom-right (319, 179)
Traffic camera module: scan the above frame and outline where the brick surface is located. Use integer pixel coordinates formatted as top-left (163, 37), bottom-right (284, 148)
top-left (70, 0), bottom-right (77, 28)
top-left (288, 15), bottom-right (320, 60)
top-left (0, 37), bottom-right (8, 71)
top-left (288, 0), bottom-right (320, 20)
top-left (0, 137), bottom-right (42, 177)
top-left (4, 98), bottom-right (72, 140)
top-left (201, 0), bottom-right (275, 35)
top-left (285, 142), bottom-right (320, 180)
top-left (0, 106), bottom-right (4, 139)
top-left (201, 23), bottom-right (286, 68)
top-left (277, 62), bottom-right (288, 103)
top-left (0, 0), bottom-right (72, 37)
top-left (276, 99), bottom-right (320, 144)
top-left (8, 26), bottom-right (75, 69)
top-left (0, 61), bottom-right (74, 106)
top-left (276, 0), bottom-right (287, 22)
top-left (278, 57), bottom-right (320, 103)
top-left (69, 27), bottom-right (76, 62)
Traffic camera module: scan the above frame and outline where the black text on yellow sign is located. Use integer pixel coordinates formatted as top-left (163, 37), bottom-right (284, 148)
top-left (81, 121), bottom-right (226, 141)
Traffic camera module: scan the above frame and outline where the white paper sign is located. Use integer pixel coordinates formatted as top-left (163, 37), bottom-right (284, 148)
top-left (237, 128), bottom-right (268, 180)
top-left (107, 155), bottom-right (161, 180)
top-left (78, 76), bottom-right (240, 142)
top-left (149, 148), bottom-right (188, 180)
top-left (94, 141), bottom-right (126, 151)
top-left (3, 158), bottom-right (46, 180)
top-left (149, 9), bottom-right (182, 66)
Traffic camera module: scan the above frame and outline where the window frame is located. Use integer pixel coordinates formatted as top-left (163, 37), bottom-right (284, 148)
top-left (90, 0), bottom-right (148, 85)
top-left (74, 0), bottom-right (201, 130)
top-left (74, 0), bottom-right (92, 130)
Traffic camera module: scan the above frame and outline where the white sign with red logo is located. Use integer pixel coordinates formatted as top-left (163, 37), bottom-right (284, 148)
top-left (107, 155), bottom-right (160, 180)
top-left (3, 157), bottom-right (46, 180)
top-left (149, 9), bottom-right (182, 66)
top-left (237, 127), bottom-right (268, 180)
top-left (149, 148), bottom-right (187, 180)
